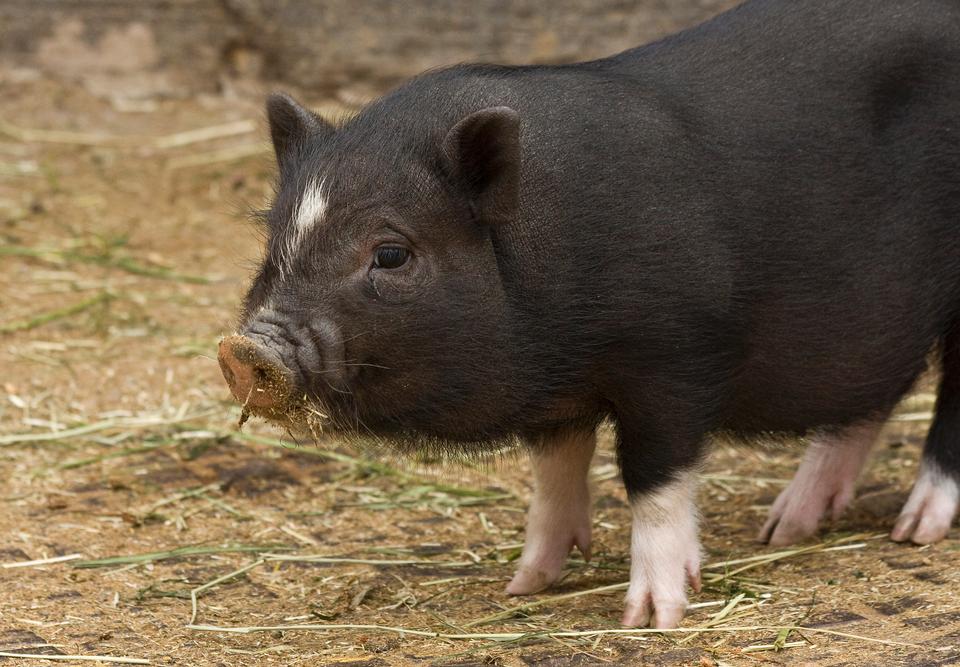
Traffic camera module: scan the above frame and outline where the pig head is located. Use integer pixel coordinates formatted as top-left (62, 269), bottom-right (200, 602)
top-left (218, 94), bottom-right (557, 448)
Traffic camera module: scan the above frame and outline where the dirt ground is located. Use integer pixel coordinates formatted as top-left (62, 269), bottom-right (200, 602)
top-left (1, 68), bottom-right (960, 667)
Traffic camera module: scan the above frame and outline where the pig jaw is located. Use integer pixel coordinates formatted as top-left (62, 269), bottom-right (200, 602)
top-left (219, 305), bottom-right (527, 449)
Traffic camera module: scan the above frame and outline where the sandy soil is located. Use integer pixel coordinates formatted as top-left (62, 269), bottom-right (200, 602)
top-left (1, 72), bottom-right (959, 667)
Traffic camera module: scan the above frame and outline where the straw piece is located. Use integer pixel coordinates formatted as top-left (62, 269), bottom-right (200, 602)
top-left (464, 582), bottom-right (628, 628)
top-left (704, 534), bottom-right (875, 583)
top-left (166, 142), bottom-right (269, 170)
top-left (742, 640), bottom-right (808, 653)
top-left (0, 245), bottom-right (214, 284)
top-left (0, 117), bottom-right (255, 150)
top-left (0, 652), bottom-right (149, 665)
top-left (2, 553), bottom-right (83, 569)
top-left (190, 559), bottom-right (265, 625)
top-left (261, 554), bottom-right (476, 568)
top-left (678, 593), bottom-right (748, 644)
top-left (58, 442), bottom-right (173, 470)
top-left (152, 120), bottom-right (257, 149)
top-left (0, 411), bottom-right (214, 447)
top-left (72, 544), bottom-right (293, 569)
top-left (0, 292), bottom-right (112, 335)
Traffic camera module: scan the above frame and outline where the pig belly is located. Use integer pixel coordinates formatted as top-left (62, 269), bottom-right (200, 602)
top-left (723, 301), bottom-right (941, 434)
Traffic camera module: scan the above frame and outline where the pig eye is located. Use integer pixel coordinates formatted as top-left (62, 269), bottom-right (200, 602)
top-left (373, 245), bottom-right (410, 270)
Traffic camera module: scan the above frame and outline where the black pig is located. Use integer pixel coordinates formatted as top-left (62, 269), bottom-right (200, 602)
top-left (218, 0), bottom-right (960, 628)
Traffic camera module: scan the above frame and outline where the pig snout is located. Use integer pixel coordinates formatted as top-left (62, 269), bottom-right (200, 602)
top-left (218, 310), bottom-right (343, 412)
top-left (218, 334), bottom-right (294, 411)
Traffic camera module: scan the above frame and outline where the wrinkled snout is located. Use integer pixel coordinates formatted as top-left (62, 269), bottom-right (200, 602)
top-left (218, 310), bottom-right (344, 416)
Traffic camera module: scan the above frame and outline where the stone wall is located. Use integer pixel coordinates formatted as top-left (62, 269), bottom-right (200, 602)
top-left (2, 0), bottom-right (738, 96)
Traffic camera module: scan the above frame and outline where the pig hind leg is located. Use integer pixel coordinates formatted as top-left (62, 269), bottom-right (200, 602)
top-left (506, 429), bottom-right (596, 595)
top-left (758, 420), bottom-right (884, 547)
top-left (892, 328), bottom-right (960, 544)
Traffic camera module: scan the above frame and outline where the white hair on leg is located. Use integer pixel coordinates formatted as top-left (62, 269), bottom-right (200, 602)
top-left (892, 460), bottom-right (960, 544)
top-left (623, 471), bottom-right (701, 629)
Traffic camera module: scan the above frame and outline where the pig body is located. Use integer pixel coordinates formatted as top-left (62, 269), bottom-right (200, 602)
top-left (219, 0), bottom-right (960, 628)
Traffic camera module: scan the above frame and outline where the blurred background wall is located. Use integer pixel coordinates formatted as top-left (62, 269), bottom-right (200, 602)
top-left (2, 0), bottom-right (737, 100)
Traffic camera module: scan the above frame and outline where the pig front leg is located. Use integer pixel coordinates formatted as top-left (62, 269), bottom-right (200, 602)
top-left (622, 471), bottom-right (702, 628)
top-left (616, 408), bottom-right (706, 629)
top-left (506, 429), bottom-right (596, 595)
top-left (891, 461), bottom-right (960, 543)
top-left (892, 340), bottom-right (960, 544)
top-left (759, 420), bottom-right (882, 546)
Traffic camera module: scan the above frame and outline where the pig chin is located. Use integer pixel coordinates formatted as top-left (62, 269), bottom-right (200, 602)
top-left (262, 389), bottom-right (526, 461)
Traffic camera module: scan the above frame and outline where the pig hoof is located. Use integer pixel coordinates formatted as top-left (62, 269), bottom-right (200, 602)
top-left (506, 524), bottom-right (591, 595)
top-left (622, 560), bottom-right (700, 629)
top-left (891, 463), bottom-right (959, 545)
top-left (622, 597), bottom-right (688, 630)
top-left (758, 482), bottom-right (854, 547)
top-left (506, 567), bottom-right (554, 596)
top-left (758, 423), bottom-right (882, 546)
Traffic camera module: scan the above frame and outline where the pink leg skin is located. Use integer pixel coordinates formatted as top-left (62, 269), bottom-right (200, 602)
top-left (506, 430), bottom-right (596, 596)
top-left (891, 462), bottom-right (960, 544)
top-left (622, 472), bottom-right (701, 629)
top-left (758, 421), bottom-right (882, 547)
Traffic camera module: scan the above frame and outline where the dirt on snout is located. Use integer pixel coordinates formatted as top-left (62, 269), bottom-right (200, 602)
top-left (217, 333), bottom-right (300, 426)
top-left (1, 72), bottom-right (959, 667)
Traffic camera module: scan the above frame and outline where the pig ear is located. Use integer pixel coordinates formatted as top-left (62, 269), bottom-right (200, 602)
top-left (442, 107), bottom-right (521, 226)
top-left (266, 92), bottom-right (334, 174)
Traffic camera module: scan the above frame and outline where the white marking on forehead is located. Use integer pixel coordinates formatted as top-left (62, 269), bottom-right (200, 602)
top-left (295, 177), bottom-right (328, 233)
top-left (282, 177), bottom-right (327, 273)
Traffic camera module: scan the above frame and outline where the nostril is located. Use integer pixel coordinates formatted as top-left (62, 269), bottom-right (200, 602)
top-left (251, 364), bottom-right (281, 394)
